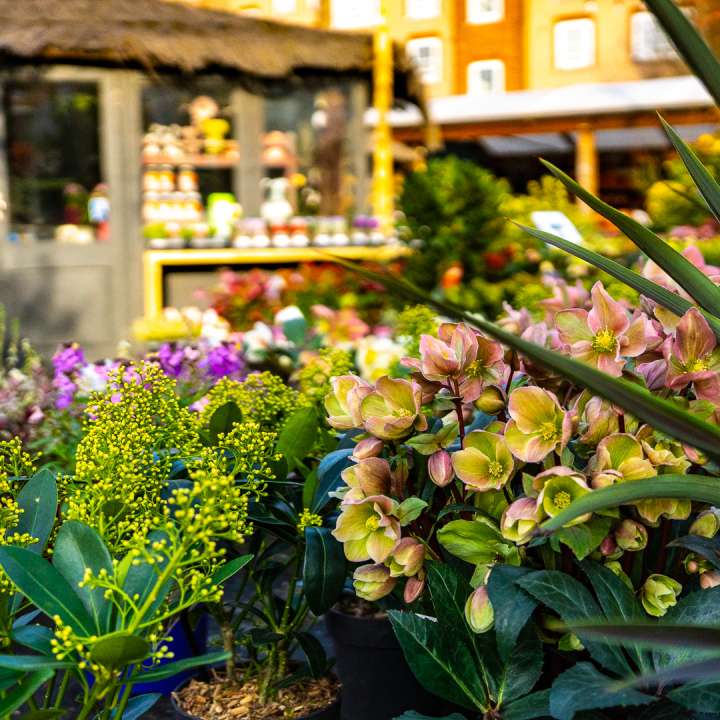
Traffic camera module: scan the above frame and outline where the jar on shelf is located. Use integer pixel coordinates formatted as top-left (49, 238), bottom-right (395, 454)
top-left (142, 192), bottom-right (161, 224)
top-left (289, 217), bottom-right (309, 247)
top-left (143, 167), bottom-right (162, 193)
top-left (158, 165), bottom-right (175, 193)
top-left (177, 165), bottom-right (198, 193)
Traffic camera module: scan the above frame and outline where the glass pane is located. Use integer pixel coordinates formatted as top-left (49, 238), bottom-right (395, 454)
top-left (6, 81), bottom-right (104, 243)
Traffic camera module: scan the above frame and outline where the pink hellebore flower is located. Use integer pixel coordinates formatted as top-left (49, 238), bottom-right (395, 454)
top-left (663, 308), bottom-right (720, 402)
top-left (340, 457), bottom-right (393, 503)
top-left (505, 387), bottom-right (573, 463)
top-left (332, 495), bottom-right (401, 563)
top-left (539, 279), bottom-right (590, 322)
top-left (428, 449), bottom-right (455, 487)
top-left (501, 496), bottom-right (544, 544)
top-left (325, 375), bottom-right (372, 430)
top-left (359, 376), bottom-right (427, 442)
top-left (387, 537), bottom-right (425, 578)
top-left (556, 282), bottom-right (651, 377)
top-left (351, 436), bottom-right (385, 461)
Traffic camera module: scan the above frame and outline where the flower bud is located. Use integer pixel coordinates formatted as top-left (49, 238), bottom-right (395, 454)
top-left (353, 564), bottom-right (396, 602)
top-left (474, 386), bottom-right (505, 415)
top-left (614, 519), bottom-right (648, 552)
top-left (403, 573), bottom-right (425, 603)
top-left (558, 633), bottom-right (584, 652)
top-left (690, 510), bottom-right (720, 539)
top-left (600, 535), bottom-right (618, 557)
top-left (684, 553), bottom-right (712, 575)
top-left (501, 497), bottom-right (541, 544)
top-left (604, 561), bottom-right (633, 590)
top-left (352, 436), bottom-right (384, 461)
top-left (464, 586), bottom-right (494, 634)
top-left (387, 538), bottom-right (425, 578)
top-left (700, 571), bottom-right (720, 590)
top-left (640, 574), bottom-right (682, 617)
top-left (428, 449), bottom-right (454, 487)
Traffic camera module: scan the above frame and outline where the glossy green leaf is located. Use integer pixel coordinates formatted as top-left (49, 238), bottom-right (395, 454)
top-left (0, 655), bottom-right (71, 671)
top-left (311, 448), bottom-right (353, 513)
top-left (113, 693), bottom-right (161, 720)
top-left (137, 651), bottom-right (230, 682)
top-left (659, 116), bottom-right (720, 224)
top-left (501, 690), bottom-right (551, 720)
top-left (541, 476), bottom-right (720, 532)
top-left (53, 520), bottom-right (113, 633)
top-left (0, 546), bottom-right (95, 636)
top-left (11, 624), bottom-right (54, 656)
top-left (501, 621), bottom-right (543, 703)
top-left (208, 401), bottom-right (243, 443)
top-left (0, 669), bottom-right (53, 716)
top-left (89, 632), bottom-right (150, 668)
top-left (14, 469), bottom-right (57, 553)
top-left (210, 554), bottom-right (253, 587)
top-left (567, 622), bottom-right (720, 652)
top-left (302, 526), bottom-right (346, 615)
top-left (668, 681), bottom-right (720, 714)
top-left (517, 221), bottom-right (720, 342)
top-left (388, 610), bottom-right (486, 711)
top-left (296, 631), bottom-right (327, 678)
top-left (667, 535), bottom-right (720, 570)
top-left (542, 159), bottom-right (720, 317)
top-left (644, 0), bottom-right (720, 106)
top-left (18, 710), bottom-right (65, 720)
top-left (436, 519), bottom-right (506, 565)
top-left (552, 516), bottom-right (612, 560)
top-left (549, 662), bottom-right (656, 720)
top-left (662, 586), bottom-right (720, 668)
top-left (276, 406), bottom-right (319, 472)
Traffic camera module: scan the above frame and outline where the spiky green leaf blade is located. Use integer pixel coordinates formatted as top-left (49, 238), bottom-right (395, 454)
top-left (516, 221), bottom-right (720, 341)
top-left (541, 159), bottom-right (720, 317)
top-left (541, 476), bottom-right (720, 532)
top-left (659, 116), bottom-right (720, 224)
top-left (567, 622), bottom-right (720, 652)
top-left (644, 0), bottom-right (720, 106)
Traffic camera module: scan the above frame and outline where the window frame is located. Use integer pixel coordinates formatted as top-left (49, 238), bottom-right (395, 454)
top-left (630, 10), bottom-right (677, 62)
top-left (466, 59), bottom-right (506, 95)
top-left (553, 17), bottom-right (596, 71)
top-left (330, 0), bottom-right (381, 29)
top-left (406, 36), bottom-right (444, 85)
top-left (466, 0), bottom-right (504, 25)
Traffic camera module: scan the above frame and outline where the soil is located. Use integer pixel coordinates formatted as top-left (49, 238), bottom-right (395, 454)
top-left (334, 596), bottom-right (386, 619)
top-left (174, 674), bottom-right (340, 720)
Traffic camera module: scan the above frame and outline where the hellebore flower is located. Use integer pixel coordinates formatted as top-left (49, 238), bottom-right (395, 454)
top-left (588, 434), bottom-right (656, 488)
top-left (501, 496), bottom-right (544, 544)
top-left (353, 563), bottom-right (397, 601)
top-left (452, 430), bottom-right (514, 492)
top-left (536, 469), bottom-right (591, 527)
top-left (615, 519), bottom-right (648, 551)
top-left (505, 387), bottom-right (572, 463)
top-left (351, 436), bottom-right (385, 461)
top-left (359, 376), bottom-right (427, 442)
top-left (641, 574), bottom-right (682, 617)
top-left (404, 572), bottom-right (426, 603)
top-left (387, 537), bottom-right (425, 578)
top-left (333, 495), bottom-right (400, 563)
top-left (539, 279), bottom-right (590, 322)
top-left (664, 308), bottom-right (720, 402)
top-left (428, 449), bottom-right (454, 487)
top-left (690, 510), bottom-right (720, 538)
top-left (474, 385), bottom-right (506, 415)
top-left (556, 282), bottom-right (651, 377)
top-left (339, 457), bottom-right (393, 503)
top-left (465, 586), bottom-right (494, 633)
top-left (578, 397), bottom-right (620, 446)
top-left (325, 375), bottom-right (372, 430)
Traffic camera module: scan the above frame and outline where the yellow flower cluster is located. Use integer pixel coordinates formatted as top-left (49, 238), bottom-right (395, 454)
top-left (394, 305), bottom-right (438, 358)
top-left (200, 372), bottom-right (308, 432)
top-left (0, 437), bottom-right (37, 484)
top-left (296, 348), bottom-right (353, 403)
top-left (297, 508), bottom-right (323, 533)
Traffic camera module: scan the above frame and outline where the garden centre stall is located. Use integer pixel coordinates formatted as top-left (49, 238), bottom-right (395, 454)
top-left (0, 0), bottom-right (420, 357)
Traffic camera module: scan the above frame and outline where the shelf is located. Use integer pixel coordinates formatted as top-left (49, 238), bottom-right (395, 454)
top-left (142, 154), bottom-right (239, 169)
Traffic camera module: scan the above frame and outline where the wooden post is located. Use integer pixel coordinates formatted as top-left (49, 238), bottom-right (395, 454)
top-left (575, 123), bottom-right (598, 211)
top-left (372, 0), bottom-right (394, 233)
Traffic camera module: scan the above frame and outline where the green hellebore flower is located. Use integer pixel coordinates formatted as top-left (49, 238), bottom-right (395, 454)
top-left (641, 574), bottom-right (682, 617)
top-left (451, 430), bottom-right (514, 492)
top-left (465, 586), bottom-right (494, 634)
top-left (332, 495), bottom-right (400, 563)
top-left (537, 471), bottom-right (591, 527)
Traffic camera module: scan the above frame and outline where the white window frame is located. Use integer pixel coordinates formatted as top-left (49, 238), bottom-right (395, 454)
top-left (271, 0), bottom-right (297, 14)
top-left (330, 0), bottom-right (381, 29)
top-left (466, 59), bottom-right (506, 95)
top-left (467, 0), bottom-right (504, 25)
top-left (630, 10), bottom-right (677, 62)
top-left (553, 17), bottom-right (596, 71)
top-left (406, 0), bottom-right (441, 20)
top-left (406, 37), bottom-right (444, 85)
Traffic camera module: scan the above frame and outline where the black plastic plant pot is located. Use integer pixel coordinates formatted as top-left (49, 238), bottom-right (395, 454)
top-left (171, 677), bottom-right (341, 720)
top-left (326, 607), bottom-right (450, 720)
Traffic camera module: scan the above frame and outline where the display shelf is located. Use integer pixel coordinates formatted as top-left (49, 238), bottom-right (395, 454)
top-left (142, 245), bottom-right (411, 317)
top-left (142, 154), bottom-right (238, 169)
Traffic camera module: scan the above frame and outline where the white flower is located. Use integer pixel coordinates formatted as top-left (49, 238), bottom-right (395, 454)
top-left (355, 336), bottom-right (405, 382)
top-left (274, 305), bottom-right (304, 325)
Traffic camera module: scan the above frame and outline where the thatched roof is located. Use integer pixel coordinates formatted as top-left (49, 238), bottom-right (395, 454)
top-left (0, 0), bottom-right (421, 105)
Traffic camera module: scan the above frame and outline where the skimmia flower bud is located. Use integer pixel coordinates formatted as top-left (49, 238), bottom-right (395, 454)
top-left (641, 574), bottom-right (682, 617)
top-left (465, 586), bottom-right (494, 634)
top-left (353, 563), bottom-right (396, 601)
top-left (428, 449), bottom-right (454, 487)
top-left (614, 519), bottom-right (648, 551)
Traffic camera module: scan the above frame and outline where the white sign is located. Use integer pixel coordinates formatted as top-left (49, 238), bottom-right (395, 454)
top-left (531, 211), bottom-right (583, 245)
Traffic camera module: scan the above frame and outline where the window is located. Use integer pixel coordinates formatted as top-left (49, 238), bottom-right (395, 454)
top-left (406, 0), bottom-right (440, 20)
top-left (6, 81), bottom-right (105, 243)
top-left (631, 11), bottom-right (676, 61)
top-left (271, 0), bottom-right (297, 13)
top-left (331, 0), bottom-right (381, 28)
top-left (406, 37), bottom-right (443, 85)
top-left (467, 0), bottom-right (504, 24)
top-left (554, 18), bottom-right (596, 70)
top-left (467, 60), bottom-right (506, 95)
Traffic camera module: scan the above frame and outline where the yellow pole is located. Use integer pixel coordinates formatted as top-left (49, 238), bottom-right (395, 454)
top-left (575, 123), bottom-right (598, 213)
top-left (372, 0), bottom-right (394, 233)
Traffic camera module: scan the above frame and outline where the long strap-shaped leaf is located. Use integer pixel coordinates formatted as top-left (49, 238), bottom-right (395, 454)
top-left (569, 623), bottom-right (720, 652)
top-left (542, 159), bottom-right (720, 318)
top-left (323, 256), bottom-right (720, 459)
top-left (541, 476), bottom-right (720, 531)
top-left (659, 115), bottom-right (720, 224)
top-left (644, 0), bottom-right (720, 107)
top-left (517, 221), bottom-right (720, 341)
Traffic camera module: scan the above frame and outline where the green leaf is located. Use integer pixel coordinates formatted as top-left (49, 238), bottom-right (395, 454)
top-left (662, 586), bottom-right (720, 667)
top-left (208, 401), bottom-right (243, 443)
top-left (18, 710), bottom-right (65, 720)
top-left (644, 0), bottom-right (720, 107)
top-left (517, 571), bottom-right (630, 675)
top-left (552, 517), bottom-right (612, 561)
top-left (114, 693), bottom-right (161, 720)
top-left (0, 655), bottom-right (71, 671)
top-left (53, 520), bottom-right (113, 633)
top-left (667, 535), bottom-right (720, 570)
top-left (136, 651), bottom-right (230, 682)
top-left (89, 632), bottom-right (151, 668)
top-left (394, 714), bottom-right (467, 720)
top-left (541, 476), bottom-right (720, 532)
top-left (311, 448), bottom-right (353, 513)
top-left (396, 497), bottom-right (428, 526)
top-left (12, 625), bottom-right (54, 656)
top-left (14, 469), bottom-right (57, 553)
top-left (567, 622), bottom-right (720, 652)
top-left (501, 690), bottom-right (551, 720)
top-left (0, 669), bottom-right (53, 716)
top-left (276, 406), bottom-right (319, 472)
top-left (501, 621), bottom-right (543, 703)
top-left (668, 681), bottom-right (720, 715)
top-left (281, 315), bottom-right (308, 346)
top-left (210, 554), bottom-right (253, 587)
top-left (436, 518), bottom-right (506, 564)
top-left (487, 565), bottom-right (537, 662)
top-left (549, 662), bottom-right (656, 720)
top-left (659, 116), bottom-right (720, 225)
top-left (302, 527), bottom-right (346, 615)
top-left (517, 222), bottom-right (720, 342)
top-left (0, 546), bottom-right (95, 636)
top-left (542, 159), bottom-right (720, 318)
top-left (388, 610), bottom-right (487, 711)
top-left (296, 631), bottom-right (327, 678)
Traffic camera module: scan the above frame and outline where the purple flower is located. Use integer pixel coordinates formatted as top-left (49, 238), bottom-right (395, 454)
top-left (201, 343), bottom-right (245, 379)
top-left (53, 373), bottom-right (77, 409)
top-left (155, 343), bottom-right (187, 378)
top-left (52, 343), bottom-right (85, 374)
